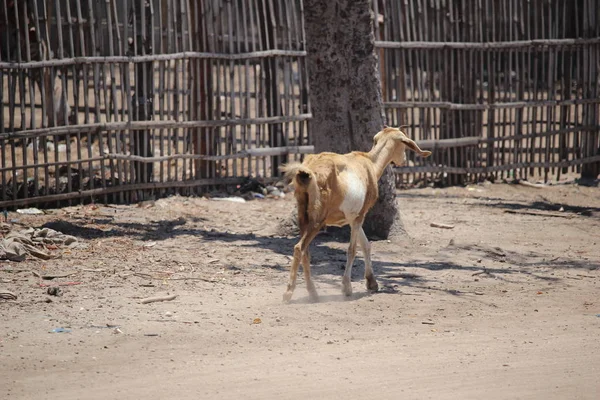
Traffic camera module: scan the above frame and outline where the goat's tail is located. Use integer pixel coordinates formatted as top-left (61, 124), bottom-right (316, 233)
top-left (279, 162), bottom-right (321, 209)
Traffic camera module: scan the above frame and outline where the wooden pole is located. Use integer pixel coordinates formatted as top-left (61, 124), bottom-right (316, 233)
top-left (258, 0), bottom-right (285, 176)
top-left (189, 0), bottom-right (214, 180)
top-left (131, 0), bottom-right (154, 196)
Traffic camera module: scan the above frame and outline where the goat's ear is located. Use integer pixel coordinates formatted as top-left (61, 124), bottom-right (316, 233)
top-left (401, 137), bottom-right (432, 158)
top-left (382, 124), bottom-right (389, 129)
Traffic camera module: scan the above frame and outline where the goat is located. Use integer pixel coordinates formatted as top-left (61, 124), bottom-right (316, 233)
top-left (280, 126), bottom-right (432, 302)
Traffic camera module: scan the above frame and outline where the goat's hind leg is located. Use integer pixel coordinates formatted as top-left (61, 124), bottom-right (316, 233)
top-left (283, 224), bottom-right (321, 302)
top-left (283, 243), bottom-right (302, 302)
top-left (342, 222), bottom-right (360, 296)
top-left (358, 227), bottom-right (378, 292)
top-left (302, 250), bottom-right (319, 302)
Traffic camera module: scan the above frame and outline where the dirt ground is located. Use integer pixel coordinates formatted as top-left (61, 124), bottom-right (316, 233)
top-left (1, 182), bottom-right (599, 400)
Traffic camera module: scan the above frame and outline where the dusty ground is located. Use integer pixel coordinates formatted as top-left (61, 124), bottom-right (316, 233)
top-left (1, 182), bottom-right (599, 400)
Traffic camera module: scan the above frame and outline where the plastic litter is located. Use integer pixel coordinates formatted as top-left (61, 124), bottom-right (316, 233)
top-left (16, 208), bottom-right (44, 215)
top-left (211, 197), bottom-right (246, 203)
top-left (50, 328), bottom-right (71, 333)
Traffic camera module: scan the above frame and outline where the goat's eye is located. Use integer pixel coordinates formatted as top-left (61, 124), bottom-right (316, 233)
top-left (373, 139), bottom-right (378, 146)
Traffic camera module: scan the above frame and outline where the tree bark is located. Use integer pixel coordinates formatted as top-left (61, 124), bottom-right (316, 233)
top-left (304, 0), bottom-right (404, 239)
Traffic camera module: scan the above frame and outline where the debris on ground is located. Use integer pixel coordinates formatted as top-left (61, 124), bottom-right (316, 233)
top-left (0, 227), bottom-right (79, 261)
top-left (47, 287), bottom-right (63, 296)
top-left (430, 222), bottom-right (455, 229)
top-left (39, 282), bottom-right (81, 288)
top-left (49, 328), bottom-right (71, 333)
top-left (16, 208), bottom-right (45, 215)
top-left (0, 290), bottom-right (17, 300)
top-left (210, 196), bottom-right (246, 203)
top-left (140, 294), bottom-right (178, 304)
top-left (238, 177), bottom-right (267, 194)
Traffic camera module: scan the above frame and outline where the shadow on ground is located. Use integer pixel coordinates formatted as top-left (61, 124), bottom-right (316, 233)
top-left (43, 219), bottom-right (599, 301)
top-left (398, 192), bottom-right (600, 217)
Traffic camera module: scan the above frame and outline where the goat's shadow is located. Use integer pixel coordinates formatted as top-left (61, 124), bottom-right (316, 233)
top-left (42, 218), bottom-right (598, 302)
top-left (398, 192), bottom-right (600, 217)
top-left (287, 290), bottom-right (375, 305)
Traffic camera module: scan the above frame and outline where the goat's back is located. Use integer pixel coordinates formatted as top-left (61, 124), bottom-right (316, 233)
top-left (299, 151), bottom-right (379, 226)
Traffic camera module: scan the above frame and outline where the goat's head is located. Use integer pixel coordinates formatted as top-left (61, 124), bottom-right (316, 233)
top-left (372, 126), bottom-right (432, 165)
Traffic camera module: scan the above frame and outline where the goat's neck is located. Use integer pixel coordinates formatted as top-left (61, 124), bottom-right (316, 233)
top-left (368, 139), bottom-right (396, 179)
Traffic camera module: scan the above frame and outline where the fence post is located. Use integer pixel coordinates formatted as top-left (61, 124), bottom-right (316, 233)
top-left (258, 0), bottom-right (286, 177)
top-left (131, 0), bottom-right (154, 196)
top-left (189, 0), bottom-right (214, 181)
top-left (581, 0), bottom-right (600, 181)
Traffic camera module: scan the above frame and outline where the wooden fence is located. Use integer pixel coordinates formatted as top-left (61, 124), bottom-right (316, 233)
top-left (0, 0), bottom-right (310, 208)
top-left (1, 0), bottom-right (599, 209)
top-left (375, 0), bottom-right (600, 185)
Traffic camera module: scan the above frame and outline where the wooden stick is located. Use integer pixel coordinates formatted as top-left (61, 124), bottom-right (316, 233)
top-left (0, 176), bottom-right (257, 208)
top-left (140, 294), bottom-right (178, 304)
top-left (430, 222), bottom-right (455, 229)
top-left (0, 291), bottom-right (17, 300)
top-left (0, 49), bottom-right (308, 69)
top-left (375, 37), bottom-right (600, 50)
top-left (393, 154), bottom-right (600, 174)
top-left (0, 145), bottom-right (315, 174)
top-left (168, 277), bottom-right (217, 283)
top-left (37, 272), bottom-right (78, 280)
top-left (0, 114), bottom-right (312, 140)
top-left (517, 180), bottom-right (547, 189)
top-left (503, 209), bottom-right (574, 219)
top-left (383, 98), bottom-right (599, 110)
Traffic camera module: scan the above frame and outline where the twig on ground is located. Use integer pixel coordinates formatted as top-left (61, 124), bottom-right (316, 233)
top-left (504, 209), bottom-right (574, 219)
top-left (577, 274), bottom-right (596, 278)
top-left (0, 290), bottom-right (17, 300)
top-left (430, 222), bottom-right (455, 229)
top-left (517, 180), bottom-right (547, 189)
top-left (140, 294), bottom-right (178, 304)
top-left (33, 272), bottom-right (78, 280)
top-left (0, 268), bottom-right (32, 273)
top-left (133, 272), bottom-right (156, 279)
top-left (38, 281), bottom-right (82, 287)
top-left (168, 277), bottom-right (217, 283)
top-left (472, 269), bottom-right (494, 277)
top-left (132, 272), bottom-right (216, 283)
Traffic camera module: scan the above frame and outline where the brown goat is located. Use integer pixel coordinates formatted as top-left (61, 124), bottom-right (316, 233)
top-left (280, 127), bottom-right (432, 302)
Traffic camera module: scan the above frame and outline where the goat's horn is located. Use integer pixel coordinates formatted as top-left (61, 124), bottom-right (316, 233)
top-left (402, 137), bottom-right (432, 158)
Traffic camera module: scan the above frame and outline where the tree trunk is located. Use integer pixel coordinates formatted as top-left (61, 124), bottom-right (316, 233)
top-left (304, 0), bottom-right (404, 239)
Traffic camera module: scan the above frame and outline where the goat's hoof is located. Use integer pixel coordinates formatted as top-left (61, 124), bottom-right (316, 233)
top-left (308, 291), bottom-right (320, 303)
top-left (283, 291), bottom-right (293, 303)
top-left (342, 284), bottom-right (353, 297)
top-left (342, 276), bottom-right (352, 296)
top-left (366, 276), bottom-right (379, 292)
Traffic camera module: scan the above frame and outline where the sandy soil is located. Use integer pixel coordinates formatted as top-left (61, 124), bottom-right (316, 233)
top-left (1, 182), bottom-right (599, 400)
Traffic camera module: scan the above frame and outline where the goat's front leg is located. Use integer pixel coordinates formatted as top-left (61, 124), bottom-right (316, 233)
top-left (342, 222), bottom-right (360, 296)
top-left (283, 225), bottom-right (321, 302)
top-left (358, 226), bottom-right (378, 292)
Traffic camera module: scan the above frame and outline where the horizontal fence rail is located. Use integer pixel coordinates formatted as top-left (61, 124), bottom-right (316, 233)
top-left (0, 49), bottom-right (308, 69)
top-left (375, 37), bottom-right (600, 50)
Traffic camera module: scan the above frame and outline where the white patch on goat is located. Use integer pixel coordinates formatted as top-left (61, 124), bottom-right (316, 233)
top-left (340, 171), bottom-right (366, 220)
